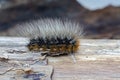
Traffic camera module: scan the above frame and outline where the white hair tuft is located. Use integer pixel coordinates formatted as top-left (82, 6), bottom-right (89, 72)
top-left (7, 18), bottom-right (83, 39)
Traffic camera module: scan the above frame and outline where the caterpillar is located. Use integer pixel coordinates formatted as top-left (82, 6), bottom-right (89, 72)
top-left (5, 18), bottom-right (83, 58)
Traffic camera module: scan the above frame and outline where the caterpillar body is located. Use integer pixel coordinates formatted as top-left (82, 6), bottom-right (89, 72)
top-left (6, 19), bottom-right (83, 56)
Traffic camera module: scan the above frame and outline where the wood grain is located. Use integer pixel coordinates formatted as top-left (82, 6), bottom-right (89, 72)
top-left (0, 37), bottom-right (120, 80)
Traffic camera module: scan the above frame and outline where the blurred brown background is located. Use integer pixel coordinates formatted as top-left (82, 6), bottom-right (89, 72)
top-left (0, 0), bottom-right (120, 39)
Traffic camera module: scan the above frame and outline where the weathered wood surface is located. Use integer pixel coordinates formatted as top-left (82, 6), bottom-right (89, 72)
top-left (0, 37), bottom-right (120, 80)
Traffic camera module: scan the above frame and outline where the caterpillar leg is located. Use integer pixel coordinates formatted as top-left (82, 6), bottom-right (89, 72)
top-left (69, 52), bottom-right (76, 63)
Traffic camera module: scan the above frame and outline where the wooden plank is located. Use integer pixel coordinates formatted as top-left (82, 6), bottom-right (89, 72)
top-left (0, 37), bottom-right (29, 47)
top-left (0, 37), bottom-right (120, 80)
top-left (48, 54), bottom-right (120, 80)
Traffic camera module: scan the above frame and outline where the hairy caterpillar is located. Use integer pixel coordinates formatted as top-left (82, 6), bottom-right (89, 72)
top-left (5, 19), bottom-right (83, 61)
